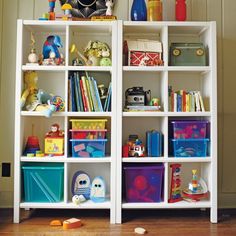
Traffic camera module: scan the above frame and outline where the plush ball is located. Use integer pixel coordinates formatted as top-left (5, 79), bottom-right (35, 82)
top-left (100, 57), bottom-right (112, 66)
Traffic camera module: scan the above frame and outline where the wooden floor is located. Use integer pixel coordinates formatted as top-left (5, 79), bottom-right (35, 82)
top-left (0, 209), bottom-right (236, 235)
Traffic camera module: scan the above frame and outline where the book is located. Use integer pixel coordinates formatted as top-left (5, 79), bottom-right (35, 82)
top-left (75, 73), bottom-right (84, 111)
top-left (194, 91), bottom-right (201, 112)
top-left (68, 76), bottom-right (71, 112)
top-left (177, 94), bottom-right (182, 112)
top-left (81, 76), bottom-right (91, 112)
top-left (104, 82), bottom-right (112, 111)
top-left (74, 73), bottom-right (80, 111)
top-left (91, 77), bottom-right (103, 112)
top-left (79, 79), bottom-right (88, 112)
top-left (70, 75), bottom-right (76, 112)
top-left (85, 78), bottom-right (94, 111)
top-left (88, 77), bottom-right (99, 112)
top-left (151, 131), bottom-right (162, 157)
top-left (126, 106), bottom-right (161, 111)
top-left (198, 91), bottom-right (205, 112)
top-left (146, 131), bottom-right (152, 157)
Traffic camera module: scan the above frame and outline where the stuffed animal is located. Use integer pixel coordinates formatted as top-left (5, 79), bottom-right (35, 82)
top-left (43, 35), bottom-right (63, 59)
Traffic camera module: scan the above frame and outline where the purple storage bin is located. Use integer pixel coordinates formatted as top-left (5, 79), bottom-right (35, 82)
top-left (124, 164), bottom-right (164, 203)
top-left (171, 120), bottom-right (209, 139)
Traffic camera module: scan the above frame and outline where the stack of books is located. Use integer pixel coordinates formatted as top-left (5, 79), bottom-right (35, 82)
top-left (168, 86), bottom-right (205, 112)
top-left (68, 72), bottom-right (111, 112)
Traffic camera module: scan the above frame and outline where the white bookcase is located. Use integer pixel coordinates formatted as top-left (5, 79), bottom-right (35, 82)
top-left (116, 21), bottom-right (217, 223)
top-left (14, 20), bottom-right (217, 224)
top-left (14, 20), bottom-right (117, 223)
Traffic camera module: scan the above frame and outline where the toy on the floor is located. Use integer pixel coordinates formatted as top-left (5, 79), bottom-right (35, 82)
top-left (41, 35), bottom-right (65, 65)
top-left (71, 171), bottom-right (91, 200)
top-left (63, 218), bottom-right (82, 230)
top-left (134, 227), bottom-right (147, 235)
top-left (45, 124), bottom-right (64, 155)
top-left (182, 169), bottom-right (209, 201)
top-left (123, 135), bottom-right (145, 157)
top-left (168, 164), bottom-right (182, 203)
top-left (50, 219), bottom-right (62, 226)
top-left (27, 32), bottom-right (38, 64)
top-left (90, 176), bottom-right (106, 203)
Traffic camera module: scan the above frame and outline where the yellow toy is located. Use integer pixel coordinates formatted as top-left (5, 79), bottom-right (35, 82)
top-left (20, 71), bottom-right (38, 109)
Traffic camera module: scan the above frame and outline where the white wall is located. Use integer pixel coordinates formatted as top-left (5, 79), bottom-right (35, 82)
top-left (0, 0), bottom-right (235, 208)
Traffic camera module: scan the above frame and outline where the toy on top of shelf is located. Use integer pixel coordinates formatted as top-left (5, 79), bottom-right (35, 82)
top-left (168, 164), bottom-right (182, 203)
top-left (72, 171), bottom-right (91, 200)
top-left (45, 123), bottom-right (64, 155)
top-left (83, 40), bottom-right (111, 66)
top-left (60, 3), bottom-right (72, 20)
top-left (41, 35), bottom-right (65, 66)
top-left (124, 39), bottom-right (163, 66)
top-left (105, 0), bottom-right (114, 16)
top-left (175, 0), bottom-right (186, 21)
top-left (131, 0), bottom-right (147, 21)
top-left (90, 176), bottom-right (106, 202)
top-left (39, 0), bottom-right (56, 20)
top-left (182, 169), bottom-right (209, 201)
top-left (147, 0), bottom-right (163, 21)
top-left (27, 32), bottom-right (39, 64)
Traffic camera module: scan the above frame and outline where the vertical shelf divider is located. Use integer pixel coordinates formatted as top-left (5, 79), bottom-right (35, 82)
top-left (64, 162), bottom-right (68, 203)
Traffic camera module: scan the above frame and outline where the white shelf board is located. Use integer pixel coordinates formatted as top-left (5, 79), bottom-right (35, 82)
top-left (22, 65), bottom-right (66, 71)
top-left (21, 111), bottom-right (112, 117)
top-left (167, 112), bottom-right (211, 117)
top-left (123, 112), bottom-right (166, 117)
top-left (21, 157), bottom-right (66, 162)
top-left (67, 112), bottom-right (112, 117)
top-left (122, 157), bottom-right (166, 163)
top-left (167, 157), bottom-right (212, 163)
top-left (66, 157), bottom-right (111, 163)
top-left (68, 66), bottom-right (112, 72)
top-left (20, 200), bottom-right (111, 209)
top-left (21, 111), bottom-right (67, 117)
top-left (122, 200), bottom-right (211, 209)
top-left (168, 66), bottom-right (211, 72)
top-left (123, 66), bottom-right (166, 72)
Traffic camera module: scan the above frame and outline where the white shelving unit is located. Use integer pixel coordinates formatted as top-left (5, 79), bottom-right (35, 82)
top-left (116, 21), bottom-right (217, 223)
top-left (14, 20), bottom-right (117, 223)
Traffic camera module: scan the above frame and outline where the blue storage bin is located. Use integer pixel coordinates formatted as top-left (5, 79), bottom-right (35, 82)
top-left (70, 139), bottom-right (107, 157)
top-left (22, 163), bottom-right (64, 202)
top-left (172, 138), bottom-right (209, 157)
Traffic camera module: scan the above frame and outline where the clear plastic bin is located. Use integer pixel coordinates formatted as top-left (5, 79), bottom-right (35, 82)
top-left (70, 119), bottom-right (107, 130)
top-left (171, 120), bottom-right (209, 139)
top-left (124, 164), bottom-right (164, 203)
top-left (69, 129), bottom-right (107, 140)
top-left (172, 138), bottom-right (209, 157)
top-left (22, 163), bottom-right (64, 202)
top-left (70, 139), bottom-right (107, 157)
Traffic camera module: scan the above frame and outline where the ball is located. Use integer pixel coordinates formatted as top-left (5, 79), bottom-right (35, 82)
top-left (134, 175), bottom-right (148, 191)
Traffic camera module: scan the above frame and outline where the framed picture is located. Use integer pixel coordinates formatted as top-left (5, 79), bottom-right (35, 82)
top-left (59, 0), bottom-right (115, 18)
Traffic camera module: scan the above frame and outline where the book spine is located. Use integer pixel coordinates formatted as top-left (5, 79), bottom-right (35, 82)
top-left (71, 74), bottom-right (76, 112)
top-left (79, 79), bottom-right (88, 112)
top-left (194, 91), bottom-right (201, 112)
top-left (76, 73), bottom-right (84, 111)
top-left (86, 78), bottom-right (94, 111)
top-left (182, 90), bottom-right (186, 112)
top-left (177, 94), bottom-right (182, 112)
top-left (198, 91), bottom-right (205, 112)
top-left (92, 77), bottom-right (103, 112)
top-left (146, 131), bottom-right (152, 157)
top-left (81, 76), bottom-right (91, 112)
top-left (88, 77), bottom-right (99, 112)
top-left (174, 93), bottom-right (177, 112)
top-left (74, 72), bottom-right (80, 112)
top-left (68, 76), bottom-right (71, 112)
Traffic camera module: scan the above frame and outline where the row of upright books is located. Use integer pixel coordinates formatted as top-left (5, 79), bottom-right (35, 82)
top-left (168, 86), bottom-right (205, 112)
top-left (68, 72), bottom-right (111, 112)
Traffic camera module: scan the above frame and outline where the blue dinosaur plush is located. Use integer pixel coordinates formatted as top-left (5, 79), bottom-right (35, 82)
top-left (42, 35), bottom-right (63, 59)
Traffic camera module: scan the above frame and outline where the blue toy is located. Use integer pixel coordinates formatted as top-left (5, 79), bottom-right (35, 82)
top-left (71, 171), bottom-right (91, 200)
top-left (43, 35), bottom-right (63, 59)
top-left (90, 176), bottom-right (106, 203)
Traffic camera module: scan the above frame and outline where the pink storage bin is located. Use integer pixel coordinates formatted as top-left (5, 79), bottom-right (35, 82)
top-left (69, 129), bottom-right (107, 140)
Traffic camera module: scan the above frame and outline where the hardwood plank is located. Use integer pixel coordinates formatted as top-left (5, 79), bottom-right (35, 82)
top-left (0, 209), bottom-right (236, 235)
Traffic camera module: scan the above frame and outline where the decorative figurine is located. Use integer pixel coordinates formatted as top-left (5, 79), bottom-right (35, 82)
top-left (176, 0), bottom-right (186, 21)
top-left (71, 171), bottom-right (91, 200)
top-left (45, 123), bottom-right (64, 138)
top-left (27, 32), bottom-right (38, 64)
top-left (105, 0), bottom-right (114, 16)
top-left (42, 35), bottom-right (64, 65)
top-left (90, 176), bottom-right (106, 203)
top-left (72, 194), bottom-right (86, 205)
top-left (123, 135), bottom-right (146, 157)
top-left (131, 0), bottom-right (147, 21)
top-left (70, 43), bottom-right (92, 66)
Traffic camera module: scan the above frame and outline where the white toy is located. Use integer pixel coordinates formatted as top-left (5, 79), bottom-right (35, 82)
top-left (105, 0), bottom-right (114, 16)
top-left (90, 176), bottom-right (106, 203)
top-left (72, 195), bottom-right (86, 205)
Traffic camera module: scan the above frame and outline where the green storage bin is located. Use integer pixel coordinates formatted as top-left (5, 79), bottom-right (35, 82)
top-left (22, 163), bottom-right (64, 202)
top-left (169, 43), bottom-right (207, 66)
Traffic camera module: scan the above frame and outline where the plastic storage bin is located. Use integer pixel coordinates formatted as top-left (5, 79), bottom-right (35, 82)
top-left (70, 139), bottom-right (107, 157)
top-left (69, 129), bottom-right (107, 140)
top-left (22, 163), bottom-right (64, 202)
top-left (171, 120), bottom-right (209, 139)
top-left (124, 164), bottom-right (164, 202)
top-left (70, 119), bottom-right (107, 130)
top-left (172, 138), bottom-right (209, 157)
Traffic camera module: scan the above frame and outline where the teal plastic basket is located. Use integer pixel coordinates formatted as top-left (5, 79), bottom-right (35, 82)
top-left (22, 163), bottom-right (64, 202)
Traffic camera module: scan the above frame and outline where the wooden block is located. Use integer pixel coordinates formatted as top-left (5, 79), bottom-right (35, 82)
top-left (63, 218), bottom-right (82, 230)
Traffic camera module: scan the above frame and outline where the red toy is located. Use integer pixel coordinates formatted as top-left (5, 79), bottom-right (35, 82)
top-left (168, 164), bottom-right (182, 203)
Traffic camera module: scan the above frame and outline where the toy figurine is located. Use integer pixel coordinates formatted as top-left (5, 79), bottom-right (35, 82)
top-left (124, 135), bottom-right (146, 157)
top-left (105, 0), bottom-right (114, 16)
top-left (42, 35), bottom-right (64, 65)
top-left (70, 43), bottom-right (92, 66)
top-left (90, 176), bottom-right (106, 203)
top-left (46, 123), bottom-right (64, 138)
top-left (71, 171), bottom-right (91, 200)
top-left (72, 194), bottom-right (86, 205)
top-left (27, 32), bottom-right (38, 64)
